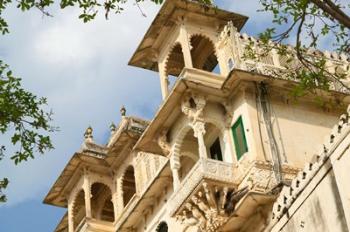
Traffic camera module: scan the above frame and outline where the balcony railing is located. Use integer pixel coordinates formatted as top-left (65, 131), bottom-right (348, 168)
top-left (75, 218), bottom-right (114, 232)
top-left (169, 158), bottom-right (238, 215)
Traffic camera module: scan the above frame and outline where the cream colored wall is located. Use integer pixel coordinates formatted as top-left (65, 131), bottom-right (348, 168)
top-left (268, 99), bottom-right (341, 168)
top-left (278, 169), bottom-right (348, 232)
top-left (233, 84), bottom-right (342, 169)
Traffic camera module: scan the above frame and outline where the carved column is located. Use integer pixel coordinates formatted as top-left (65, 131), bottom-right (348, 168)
top-left (116, 176), bottom-right (124, 216)
top-left (83, 170), bottom-right (92, 218)
top-left (170, 146), bottom-right (181, 190)
top-left (67, 197), bottom-right (74, 232)
top-left (112, 176), bottom-right (119, 222)
top-left (222, 129), bottom-right (234, 163)
top-left (179, 24), bottom-right (193, 68)
top-left (158, 62), bottom-right (169, 99)
top-left (192, 121), bottom-right (208, 159)
top-left (271, 47), bottom-right (280, 67)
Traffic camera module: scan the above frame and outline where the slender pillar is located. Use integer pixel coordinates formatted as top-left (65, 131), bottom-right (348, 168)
top-left (223, 129), bottom-right (234, 163)
top-left (193, 121), bottom-right (208, 158)
top-left (83, 171), bottom-right (92, 218)
top-left (179, 24), bottom-right (193, 68)
top-left (67, 198), bottom-right (74, 232)
top-left (170, 147), bottom-right (181, 190)
top-left (158, 62), bottom-right (169, 99)
top-left (112, 177), bottom-right (119, 222)
top-left (271, 47), bottom-right (280, 67)
top-left (116, 177), bottom-right (124, 216)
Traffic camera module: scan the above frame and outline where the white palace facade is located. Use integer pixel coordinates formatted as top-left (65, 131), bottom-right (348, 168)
top-left (44, 1), bottom-right (350, 231)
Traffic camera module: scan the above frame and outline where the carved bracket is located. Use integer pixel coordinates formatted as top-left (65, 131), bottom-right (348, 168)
top-left (181, 92), bottom-right (207, 122)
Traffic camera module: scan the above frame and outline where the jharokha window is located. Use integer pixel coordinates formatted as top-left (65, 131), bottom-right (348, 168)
top-left (232, 116), bottom-right (248, 160)
top-left (209, 138), bottom-right (223, 161)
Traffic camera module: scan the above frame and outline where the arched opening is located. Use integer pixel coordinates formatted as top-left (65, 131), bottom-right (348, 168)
top-left (73, 190), bottom-right (86, 230)
top-left (204, 123), bottom-right (224, 161)
top-left (228, 58), bottom-right (235, 71)
top-left (165, 43), bottom-right (185, 90)
top-left (190, 35), bottom-right (220, 74)
top-left (178, 128), bottom-right (199, 182)
top-left (123, 166), bottom-right (136, 206)
top-left (156, 221), bottom-right (168, 232)
top-left (91, 182), bottom-right (114, 222)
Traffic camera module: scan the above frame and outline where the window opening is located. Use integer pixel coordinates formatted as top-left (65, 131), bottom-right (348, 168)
top-left (209, 137), bottom-right (223, 161)
top-left (123, 166), bottom-right (136, 206)
top-left (231, 116), bottom-right (248, 160)
top-left (228, 59), bottom-right (234, 70)
top-left (212, 63), bottom-right (221, 75)
top-left (157, 222), bottom-right (168, 232)
top-left (190, 35), bottom-right (220, 74)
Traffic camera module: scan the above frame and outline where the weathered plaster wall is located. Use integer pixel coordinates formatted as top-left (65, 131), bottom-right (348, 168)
top-left (279, 169), bottom-right (348, 232)
top-left (271, 100), bottom-right (341, 168)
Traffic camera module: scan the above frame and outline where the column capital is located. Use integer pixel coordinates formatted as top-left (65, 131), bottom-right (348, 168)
top-left (191, 120), bottom-right (206, 138)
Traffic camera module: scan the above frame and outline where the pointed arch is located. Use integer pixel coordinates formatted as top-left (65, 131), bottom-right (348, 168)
top-left (165, 42), bottom-right (185, 77)
top-left (122, 165), bottom-right (136, 206)
top-left (72, 189), bottom-right (86, 230)
top-left (189, 34), bottom-right (220, 74)
top-left (90, 182), bottom-right (114, 222)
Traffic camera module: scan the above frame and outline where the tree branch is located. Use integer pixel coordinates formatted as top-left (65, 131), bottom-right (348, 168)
top-left (310, 0), bottom-right (350, 29)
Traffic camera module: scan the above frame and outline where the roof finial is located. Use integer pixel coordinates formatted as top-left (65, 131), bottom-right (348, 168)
top-left (84, 126), bottom-right (93, 142)
top-left (120, 105), bottom-right (126, 117)
top-left (110, 122), bottom-right (116, 133)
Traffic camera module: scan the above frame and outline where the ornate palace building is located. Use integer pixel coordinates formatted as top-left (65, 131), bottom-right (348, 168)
top-left (44, 0), bottom-right (350, 231)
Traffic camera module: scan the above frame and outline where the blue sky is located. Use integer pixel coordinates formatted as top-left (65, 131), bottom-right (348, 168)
top-left (0, 0), bottom-right (274, 231)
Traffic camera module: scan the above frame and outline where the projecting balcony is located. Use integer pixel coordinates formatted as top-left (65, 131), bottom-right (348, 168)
top-left (179, 67), bottom-right (226, 89)
top-left (75, 218), bottom-right (114, 232)
top-left (169, 158), bottom-right (237, 216)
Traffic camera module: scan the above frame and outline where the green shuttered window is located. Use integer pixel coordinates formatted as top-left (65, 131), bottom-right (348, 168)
top-left (231, 116), bottom-right (248, 160)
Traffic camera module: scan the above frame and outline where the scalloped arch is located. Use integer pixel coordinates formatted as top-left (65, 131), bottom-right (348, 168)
top-left (164, 42), bottom-right (185, 76)
top-left (173, 122), bottom-right (194, 151)
top-left (188, 32), bottom-right (219, 57)
top-left (89, 177), bottom-right (113, 193)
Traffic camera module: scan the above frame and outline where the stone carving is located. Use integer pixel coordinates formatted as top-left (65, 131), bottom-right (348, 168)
top-left (191, 121), bottom-right (206, 138)
top-left (218, 21), bottom-right (350, 93)
top-left (181, 92), bottom-right (207, 122)
top-left (84, 126), bottom-right (93, 142)
top-left (157, 129), bottom-right (171, 155)
top-left (177, 182), bottom-right (249, 232)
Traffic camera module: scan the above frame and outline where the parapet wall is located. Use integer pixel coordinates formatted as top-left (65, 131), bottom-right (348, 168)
top-left (269, 107), bottom-right (350, 231)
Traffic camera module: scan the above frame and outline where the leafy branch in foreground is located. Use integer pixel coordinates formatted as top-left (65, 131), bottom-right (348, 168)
top-left (245, 0), bottom-right (350, 99)
top-left (0, 0), bottom-right (210, 203)
top-left (0, 61), bottom-right (57, 201)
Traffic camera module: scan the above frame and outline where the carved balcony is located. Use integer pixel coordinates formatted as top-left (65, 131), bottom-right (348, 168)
top-left (168, 158), bottom-right (300, 231)
top-left (169, 158), bottom-right (237, 215)
top-left (74, 218), bottom-right (114, 232)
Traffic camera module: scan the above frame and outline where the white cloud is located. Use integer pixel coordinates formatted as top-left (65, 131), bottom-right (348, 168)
top-left (0, 1), bottom-right (161, 206)
top-left (34, 23), bottom-right (95, 65)
top-left (0, 0), bottom-right (280, 207)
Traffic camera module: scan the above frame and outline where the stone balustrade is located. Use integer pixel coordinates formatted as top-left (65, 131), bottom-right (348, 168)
top-left (169, 158), bottom-right (237, 216)
top-left (218, 21), bottom-right (350, 92)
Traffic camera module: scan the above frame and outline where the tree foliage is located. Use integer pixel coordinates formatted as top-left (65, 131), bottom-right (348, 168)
top-left (0, 0), bottom-right (349, 202)
top-left (0, 61), bottom-right (55, 202)
top-left (248, 0), bottom-right (350, 99)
